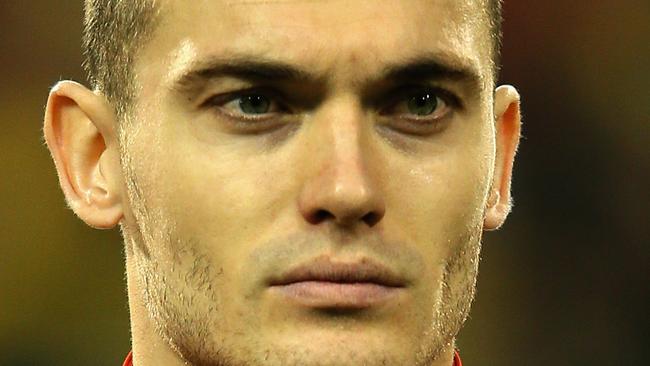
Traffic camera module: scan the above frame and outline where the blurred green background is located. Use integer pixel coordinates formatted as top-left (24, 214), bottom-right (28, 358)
top-left (1, 1), bottom-right (648, 365)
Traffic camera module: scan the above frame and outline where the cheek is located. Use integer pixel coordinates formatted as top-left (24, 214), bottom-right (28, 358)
top-left (135, 124), bottom-right (291, 262)
top-left (155, 149), bottom-right (268, 242)
top-left (390, 141), bottom-right (489, 308)
top-left (390, 141), bottom-right (491, 250)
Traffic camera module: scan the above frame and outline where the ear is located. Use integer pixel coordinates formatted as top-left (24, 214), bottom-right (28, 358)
top-left (484, 85), bottom-right (522, 231)
top-left (43, 81), bottom-right (124, 229)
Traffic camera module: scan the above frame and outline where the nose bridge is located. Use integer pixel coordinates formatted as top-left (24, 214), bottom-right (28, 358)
top-left (324, 97), bottom-right (367, 181)
top-left (297, 95), bottom-right (385, 228)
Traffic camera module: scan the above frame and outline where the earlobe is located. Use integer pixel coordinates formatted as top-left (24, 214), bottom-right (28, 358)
top-left (484, 85), bottom-right (522, 231)
top-left (43, 81), bottom-right (124, 229)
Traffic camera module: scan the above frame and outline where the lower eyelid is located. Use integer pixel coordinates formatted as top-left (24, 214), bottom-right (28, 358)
top-left (218, 108), bottom-right (278, 122)
top-left (389, 114), bottom-right (453, 135)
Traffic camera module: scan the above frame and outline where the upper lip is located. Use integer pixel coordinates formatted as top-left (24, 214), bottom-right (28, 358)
top-left (268, 255), bottom-right (407, 288)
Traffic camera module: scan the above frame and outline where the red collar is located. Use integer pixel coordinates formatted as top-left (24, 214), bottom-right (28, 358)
top-left (122, 349), bottom-right (463, 365)
top-left (122, 351), bottom-right (132, 366)
top-left (454, 349), bottom-right (463, 366)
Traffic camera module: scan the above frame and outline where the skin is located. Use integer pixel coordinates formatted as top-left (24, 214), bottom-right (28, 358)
top-left (43, 1), bottom-right (521, 365)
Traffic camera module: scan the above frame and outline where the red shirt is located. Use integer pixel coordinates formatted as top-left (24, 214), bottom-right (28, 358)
top-left (122, 349), bottom-right (462, 365)
top-left (122, 351), bottom-right (132, 366)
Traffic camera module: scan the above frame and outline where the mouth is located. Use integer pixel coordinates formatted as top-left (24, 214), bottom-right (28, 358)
top-left (267, 255), bottom-right (407, 309)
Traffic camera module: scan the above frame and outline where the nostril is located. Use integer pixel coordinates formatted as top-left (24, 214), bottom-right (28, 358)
top-left (309, 209), bottom-right (333, 224)
top-left (362, 212), bottom-right (382, 227)
top-left (305, 209), bottom-right (383, 227)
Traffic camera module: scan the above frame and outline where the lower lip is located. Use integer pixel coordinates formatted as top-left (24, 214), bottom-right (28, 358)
top-left (271, 281), bottom-right (402, 308)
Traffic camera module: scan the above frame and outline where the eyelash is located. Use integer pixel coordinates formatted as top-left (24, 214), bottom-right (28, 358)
top-left (380, 85), bottom-right (462, 119)
top-left (203, 86), bottom-right (462, 128)
top-left (203, 88), bottom-right (288, 123)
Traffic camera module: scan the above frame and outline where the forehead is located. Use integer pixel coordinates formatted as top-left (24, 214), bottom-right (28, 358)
top-left (137, 0), bottom-right (492, 92)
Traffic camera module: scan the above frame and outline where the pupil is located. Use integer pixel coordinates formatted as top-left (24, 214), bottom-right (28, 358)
top-left (408, 93), bottom-right (437, 116)
top-left (240, 95), bottom-right (270, 114)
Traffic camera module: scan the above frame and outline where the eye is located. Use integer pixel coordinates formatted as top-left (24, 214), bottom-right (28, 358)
top-left (407, 92), bottom-right (442, 116)
top-left (206, 90), bottom-right (286, 121)
top-left (229, 94), bottom-right (272, 115)
top-left (388, 88), bottom-right (453, 121)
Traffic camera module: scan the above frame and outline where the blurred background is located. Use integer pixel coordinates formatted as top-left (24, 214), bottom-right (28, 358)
top-left (1, 1), bottom-right (648, 365)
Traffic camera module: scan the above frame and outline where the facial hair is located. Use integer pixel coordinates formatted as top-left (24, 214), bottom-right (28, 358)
top-left (120, 153), bottom-right (483, 366)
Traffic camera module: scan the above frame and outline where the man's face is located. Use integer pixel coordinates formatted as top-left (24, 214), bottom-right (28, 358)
top-left (121, 1), bottom-right (496, 365)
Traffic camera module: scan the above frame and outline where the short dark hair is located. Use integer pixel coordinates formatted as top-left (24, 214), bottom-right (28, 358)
top-left (488, 0), bottom-right (504, 75)
top-left (82, 0), bottom-right (503, 123)
top-left (82, 0), bottom-right (160, 123)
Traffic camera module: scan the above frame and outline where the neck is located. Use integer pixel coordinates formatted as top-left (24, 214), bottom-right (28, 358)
top-left (126, 255), bottom-right (186, 366)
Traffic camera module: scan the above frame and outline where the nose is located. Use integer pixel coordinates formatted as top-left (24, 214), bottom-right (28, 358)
top-left (297, 98), bottom-right (385, 229)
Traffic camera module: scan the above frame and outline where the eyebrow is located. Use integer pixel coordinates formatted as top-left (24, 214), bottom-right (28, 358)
top-left (381, 52), bottom-right (483, 88)
top-left (172, 56), bottom-right (317, 96)
top-left (170, 51), bottom-right (483, 97)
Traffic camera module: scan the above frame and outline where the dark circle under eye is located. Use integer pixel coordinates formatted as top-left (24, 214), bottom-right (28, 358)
top-left (407, 92), bottom-right (438, 116)
top-left (239, 95), bottom-right (271, 114)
